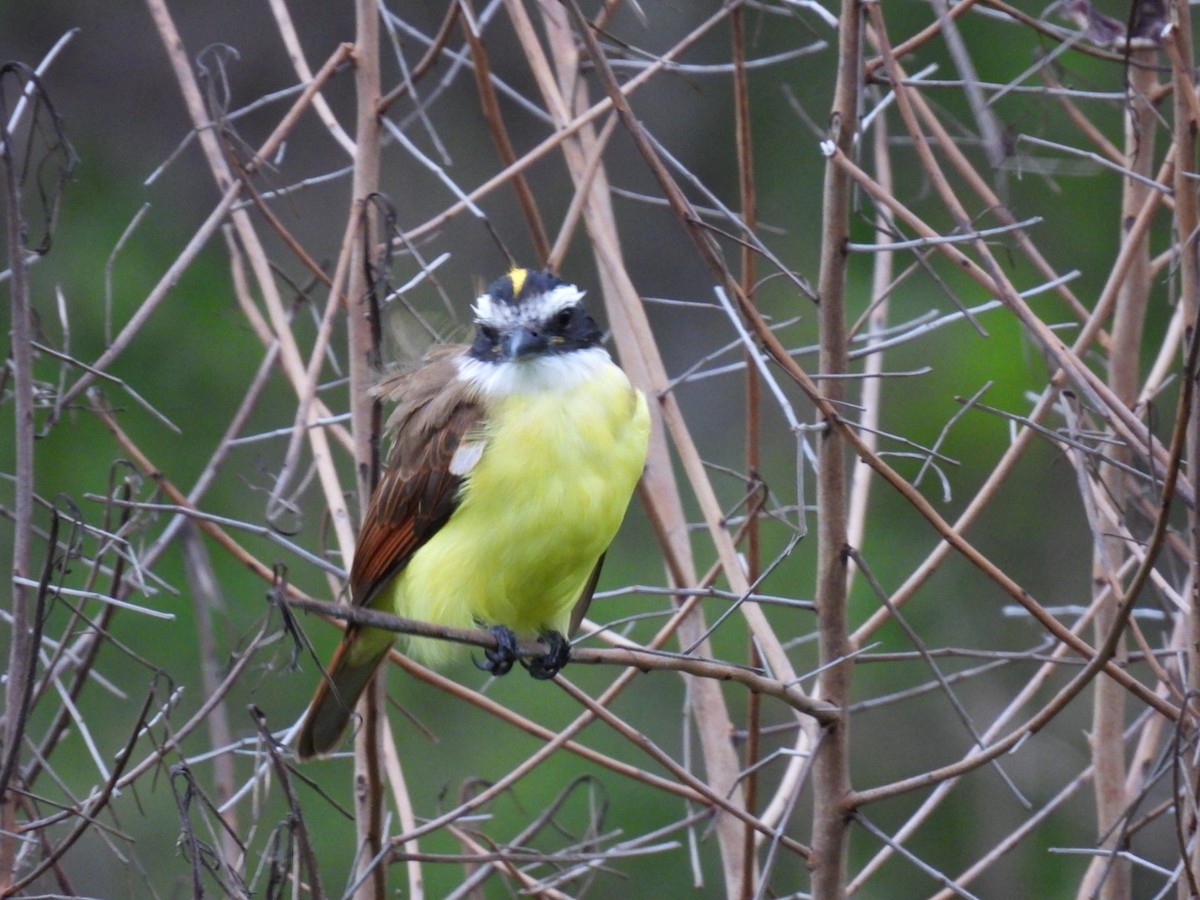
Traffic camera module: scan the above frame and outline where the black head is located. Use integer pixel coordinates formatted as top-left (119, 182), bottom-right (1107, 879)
top-left (468, 268), bottom-right (603, 363)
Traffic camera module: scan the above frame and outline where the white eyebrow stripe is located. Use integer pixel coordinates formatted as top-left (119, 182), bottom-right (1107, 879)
top-left (472, 283), bottom-right (585, 328)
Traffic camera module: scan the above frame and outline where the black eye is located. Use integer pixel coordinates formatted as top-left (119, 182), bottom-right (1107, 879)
top-left (480, 325), bottom-right (499, 343)
top-left (556, 308), bottom-right (574, 328)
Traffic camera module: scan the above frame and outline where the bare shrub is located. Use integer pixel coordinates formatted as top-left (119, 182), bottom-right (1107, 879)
top-left (2, 1), bottom-right (1198, 896)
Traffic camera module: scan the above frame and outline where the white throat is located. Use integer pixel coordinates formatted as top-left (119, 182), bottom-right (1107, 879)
top-left (456, 346), bottom-right (613, 397)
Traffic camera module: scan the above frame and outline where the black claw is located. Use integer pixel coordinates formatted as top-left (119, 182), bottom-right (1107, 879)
top-left (476, 625), bottom-right (520, 676)
top-left (524, 630), bottom-right (571, 680)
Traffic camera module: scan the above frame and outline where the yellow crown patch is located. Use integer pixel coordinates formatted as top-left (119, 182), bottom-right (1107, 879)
top-left (508, 267), bottom-right (528, 298)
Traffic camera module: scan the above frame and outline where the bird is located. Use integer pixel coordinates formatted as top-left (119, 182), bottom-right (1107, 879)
top-left (296, 268), bottom-right (650, 759)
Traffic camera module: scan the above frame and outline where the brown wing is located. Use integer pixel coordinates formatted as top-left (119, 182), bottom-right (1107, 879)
top-left (350, 347), bottom-right (485, 607)
top-left (297, 348), bottom-right (485, 758)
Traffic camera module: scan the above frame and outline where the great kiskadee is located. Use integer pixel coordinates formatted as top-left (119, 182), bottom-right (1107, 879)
top-left (296, 268), bottom-right (650, 759)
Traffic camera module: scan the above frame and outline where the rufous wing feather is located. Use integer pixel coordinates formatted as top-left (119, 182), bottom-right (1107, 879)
top-left (349, 402), bottom-right (485, 605)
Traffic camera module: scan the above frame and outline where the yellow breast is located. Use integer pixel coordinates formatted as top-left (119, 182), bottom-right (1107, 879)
top-left (384, 358), bottom-right (649, 667)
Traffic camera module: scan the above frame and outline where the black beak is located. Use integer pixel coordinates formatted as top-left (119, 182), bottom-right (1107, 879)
top-left (504, 326), bottom-right (548, 360)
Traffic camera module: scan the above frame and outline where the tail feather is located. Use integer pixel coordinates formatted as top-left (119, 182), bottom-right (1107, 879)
top-left (296, 635), bottom-right (392, 760)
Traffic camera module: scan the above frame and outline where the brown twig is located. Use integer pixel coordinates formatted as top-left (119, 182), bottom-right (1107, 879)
top-left (731, 8), bottom-right (762, 896)
top-left (283, 592), bottom-right (838, 724)
top-left (809, 0), bottom-right (860, 892)
top-left (459, 0), bottom-right (550, 264)
top-left (0, 62), bottom-right (50, 892)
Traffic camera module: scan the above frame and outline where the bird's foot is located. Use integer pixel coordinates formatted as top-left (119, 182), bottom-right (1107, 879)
top-left (476, 625), bottom-right (520, 676)
top-left (524, 630), bottom-right (571, 680)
